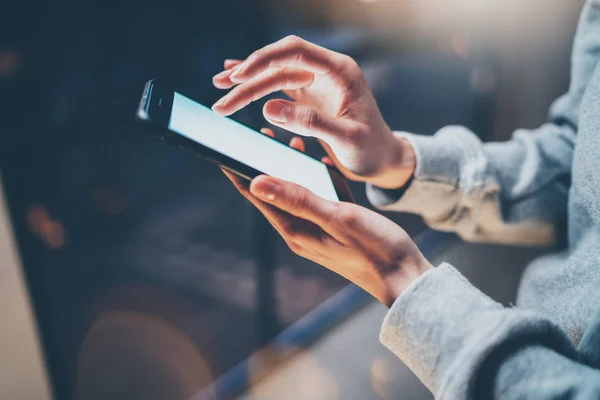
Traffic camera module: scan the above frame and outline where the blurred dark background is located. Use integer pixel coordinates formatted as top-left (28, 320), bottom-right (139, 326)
top-left (0, 0), bottom-right (584, 399)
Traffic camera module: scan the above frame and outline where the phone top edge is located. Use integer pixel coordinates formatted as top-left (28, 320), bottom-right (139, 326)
top-left (137, 80), bottom-right (173, 127)
top-left (136, 80), bottom-right (155, 121)
top-left (139, 82), bottom-right (327, 168)
top-left (136, 107), bottom-right (150, 121)
top-left (135, 81), bottom-right (352, 202)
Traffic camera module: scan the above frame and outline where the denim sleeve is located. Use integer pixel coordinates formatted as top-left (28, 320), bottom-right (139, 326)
top-left (380, 263), bottom-right (600, 399)
top-left (368, 0), bottom-right (600, 247)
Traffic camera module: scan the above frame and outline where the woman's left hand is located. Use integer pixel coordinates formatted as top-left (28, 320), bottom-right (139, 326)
top-left (224, 170), bottom-right (432, 307)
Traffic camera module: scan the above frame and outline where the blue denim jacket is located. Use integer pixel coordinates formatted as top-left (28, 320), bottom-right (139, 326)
top-left (368, 1), bottom-right (600, 398)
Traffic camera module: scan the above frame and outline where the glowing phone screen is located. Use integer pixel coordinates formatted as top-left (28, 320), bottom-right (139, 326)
top-left (168, 92), bottom-right (339, 202)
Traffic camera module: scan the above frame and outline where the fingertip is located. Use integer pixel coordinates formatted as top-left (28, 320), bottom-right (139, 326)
top-left (321, 156), bottom-right (334, 166)
top-left (224, 59), bottom-right (242, 69)
top-left (211, 106), bottom-right (230, 116)
top-left (250, 174), bottom-right (274, 187)
top-left (212, 81), bottom-right (227, 90)
top-left (289, 137), bottom-right (306, 153)
top-left (212, 97), bottom-right (243, 116)
top-left (212, 71), bottom-right (237, 89)
top-left (263, 99), bottom-right (292, 124)
top-left (213, 78), bottom-right (233, 90)
top-left (250, 175), bottom-right (279, 202)
top-left (213, 69), bottom-right (231, 80)
top-left (261, 128), bottom-right (276, 138)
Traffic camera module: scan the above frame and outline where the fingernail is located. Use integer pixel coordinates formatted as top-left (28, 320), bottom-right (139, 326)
top-left (212, 97), bottom-right (227, 109)
top-left (229, 65), bottom-right (243, 81)
top-left (213, 70), bottom-right (230, 80)
top-left (265, 101), bottom-right (289, 124)
top-left (252, 178), bottom-right (278, 201)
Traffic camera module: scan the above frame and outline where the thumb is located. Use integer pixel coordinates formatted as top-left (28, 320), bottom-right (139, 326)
top-left (249, 175), bottom-right (337, 228)
top-left (263, 99), bottom-right (355, 144)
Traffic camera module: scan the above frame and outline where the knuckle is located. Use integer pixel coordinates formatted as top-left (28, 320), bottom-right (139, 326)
top-left (284, 35), bottom-right (303, 47)
top-left (287, 240), bottom-right (304, 255)
top-left (258, 68), bottom-right (287, 88)
top-left (286, 227), bottom-right (306, 247)
top-left (341, 54), bottom-right (358, 68)
top-left (284, 36), bottom-right (306, 65)
top-left (291, 192), bottom-right (309, 214)
top-left (345, 123), bottom-right (367, 143)
top-left (299, 108), bottom-right (319, 130)
top-left (247, 51), bottom-right (261, 64)
top-left (338, 55), bottom-right (364, 83)
top-left (280, 67), bottom-right (295, 86)
top-left (348, 59), bottom-right (362, 76)
top-left (336, 205), bottom-right (358, 228)
top-left (265, 68), bottom-right (279, 79)
top-left (346, 123), bottom-right (363, 137)
top-left (281, 219), bottom-right (301, 240)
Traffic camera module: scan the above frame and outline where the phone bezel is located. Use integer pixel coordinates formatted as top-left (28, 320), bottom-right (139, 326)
top-left (137, 80), bottom-right (354, 203)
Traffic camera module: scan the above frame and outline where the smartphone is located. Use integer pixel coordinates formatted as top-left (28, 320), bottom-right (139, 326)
top-left (136, 80), bottom-right (353, 203)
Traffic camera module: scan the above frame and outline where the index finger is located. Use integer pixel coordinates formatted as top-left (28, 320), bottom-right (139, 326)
top-left (224, 59), bottom-right (242, 70)
top-left (230, 35), bottom-right (348, 83)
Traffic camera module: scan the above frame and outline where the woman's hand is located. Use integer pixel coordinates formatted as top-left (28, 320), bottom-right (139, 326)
top-left (223, 171), bottom-right (432, 307)
top-left (212, 36), bottom-right (416, 190)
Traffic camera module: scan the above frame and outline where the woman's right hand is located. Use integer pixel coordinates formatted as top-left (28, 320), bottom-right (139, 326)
top-left (212, 36), bottom-right (416, 190)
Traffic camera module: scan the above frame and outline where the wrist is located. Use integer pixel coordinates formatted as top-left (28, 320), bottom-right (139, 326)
top-left (379, 256), bottom-right (432, 307)
top-left (369, 135), bottom-right (416, 190)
